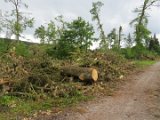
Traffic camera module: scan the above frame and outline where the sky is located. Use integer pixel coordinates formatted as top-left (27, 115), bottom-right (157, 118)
top-left (0, 0), bottom-right (160, 45)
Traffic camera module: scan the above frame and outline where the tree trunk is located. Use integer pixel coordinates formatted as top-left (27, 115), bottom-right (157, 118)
top-left (118, 26), bottom-right (122, 49)
top-left (60, 67), bottom-right (98, 82)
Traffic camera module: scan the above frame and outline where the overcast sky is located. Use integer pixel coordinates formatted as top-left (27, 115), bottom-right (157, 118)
top-left (0, 0), bottom-right (160, 43)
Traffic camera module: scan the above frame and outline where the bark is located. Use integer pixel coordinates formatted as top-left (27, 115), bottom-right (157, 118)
top-left (118, 26), bottom-right (122, 48)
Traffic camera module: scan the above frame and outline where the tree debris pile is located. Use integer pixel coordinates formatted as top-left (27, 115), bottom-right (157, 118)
top-left (0, 50), bottom-right (135, 99)
top-left (0, 52), bottom-right (60, 99)
top-left (72, 51), bottom-right (134, 81)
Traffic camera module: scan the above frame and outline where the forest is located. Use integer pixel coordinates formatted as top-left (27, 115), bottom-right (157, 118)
top-left (0, 0), bottom-right (160, 119)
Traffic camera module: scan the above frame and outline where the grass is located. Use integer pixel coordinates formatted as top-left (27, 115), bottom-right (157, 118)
top-left (0, 94), bottom-right (92, 120)
top-left (133, 60), bottom-right (156, 68)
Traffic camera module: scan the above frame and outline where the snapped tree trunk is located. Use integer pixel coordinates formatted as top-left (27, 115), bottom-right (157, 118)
top-left (60, 67), bottom-right (98, 82)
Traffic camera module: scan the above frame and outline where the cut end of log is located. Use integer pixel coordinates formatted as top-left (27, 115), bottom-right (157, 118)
top-left (92, 69), bottom-right (98, 81)
top-left (79, 68), bottom-right (98, 82)
top-left (0, 79), bottom-right (9, 85)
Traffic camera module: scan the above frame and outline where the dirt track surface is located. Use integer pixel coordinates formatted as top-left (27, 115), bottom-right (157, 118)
top-left (38, 62), bottom-right (160, 120)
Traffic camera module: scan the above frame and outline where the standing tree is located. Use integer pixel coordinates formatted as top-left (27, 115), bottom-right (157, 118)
top-left (67, 17), bottom-right (95, 52)
top-left (55, 15), bottom-right (68, 40)
top-left (149, 34), bottom-right (160, 53)
top-left (90, 1), bottom-right (107, 49)
top-left (107, 28), bottom-right (117, 49)
top-left (130, 0), bottom-right (160, 47)
top-left (118, 26), bottom-right (122, 49)
top-left (35, 21), bottom-right (57, 44)
top-left (45, 21), bottom-right (57, 44)
top-left (46, 17), bottom-right (95, 59)
top-left (34, 25), bottom-right (46, 44)
top-left (4, 0), bottom-right (34, 40)
top-left (125, 33), bottom-right (134, 48)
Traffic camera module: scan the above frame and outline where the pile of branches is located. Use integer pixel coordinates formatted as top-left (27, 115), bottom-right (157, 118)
top-left (0, 51), bottom-right (62, 99)
top-left (0, 50), bottom-right (135, 99)
top-left (72, 50), bottom-right (134, 81)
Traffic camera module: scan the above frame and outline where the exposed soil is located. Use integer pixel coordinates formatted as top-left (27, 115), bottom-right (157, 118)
top-left (34, 62), bottom-right (160, 120)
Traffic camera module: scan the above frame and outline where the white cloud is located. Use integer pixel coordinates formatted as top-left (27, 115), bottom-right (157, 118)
top-left (63, 12), bottom-right (78, 21)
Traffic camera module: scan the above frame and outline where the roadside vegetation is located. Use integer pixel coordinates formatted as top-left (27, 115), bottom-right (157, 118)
top-left (134, 60), bottom-right (156, 68)
top-left (0, 0), bottom-right (160, 119)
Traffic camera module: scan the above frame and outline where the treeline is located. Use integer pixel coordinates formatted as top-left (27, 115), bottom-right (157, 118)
top-left (0, 0), bottom-right (160, 60)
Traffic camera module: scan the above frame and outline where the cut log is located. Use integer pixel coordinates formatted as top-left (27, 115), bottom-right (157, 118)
top-left (60, 67), bottom-right (98, 82)
top-left (0, 79), bottom-right (9, 85)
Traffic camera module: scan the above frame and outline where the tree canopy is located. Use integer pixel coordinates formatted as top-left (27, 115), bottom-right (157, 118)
top-left (4, 0), bottom-right (34, 40)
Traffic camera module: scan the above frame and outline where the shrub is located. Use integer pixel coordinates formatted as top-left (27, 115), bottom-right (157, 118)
top-left (121, 46), bottom-right (157, 60)
top-left (0, 38), bottom-right (10, 54)
top-left (15, 42), bottom-right (30, 57)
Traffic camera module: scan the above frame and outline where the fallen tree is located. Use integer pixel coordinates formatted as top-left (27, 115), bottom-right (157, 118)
top-left (60, 66), bottom-right (98, 82)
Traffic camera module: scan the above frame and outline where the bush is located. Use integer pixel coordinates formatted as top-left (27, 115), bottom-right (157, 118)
top-left (0, 39), bottom-right (31, 58)
top-left (15, 42), bottom-right (30, 57)
top-left (46, 41), bottom-right (77, 59)
top-left (121, 46), bottom-right (157, 60)
top-left (0, 38), bottom-right (10, 54)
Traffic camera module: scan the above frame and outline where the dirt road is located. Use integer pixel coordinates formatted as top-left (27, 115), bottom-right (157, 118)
top-left (39, 62), bottom-right (160, 120)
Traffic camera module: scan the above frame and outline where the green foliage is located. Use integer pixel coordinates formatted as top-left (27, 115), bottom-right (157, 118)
top-left (127, 0), bottom-right (160, 59)
top-left (0, 38), bottom-right (32, 57)
top-left (90, 1), bottom-right (104, 21)
top-left (130, 0), bottom-right (159, 47)
top-left (46, 21), bottom-right (57, 44)
top-left (121, 46), bottom-right (157, 60)
top-left (47, 39), bottom-right (76, 59)
top-left (149, 35), bottom-right (160, 54)
top-left (35, 21), bottom-right (57, 44)
top-left (90, 1), bottom-right (107, 49)
top-left (34, 25), bottom-right (46, 43)
top-left (0, 39), bottom-right (10, 53)
top-left (47, 17), bottom-right (95, 59)
top-left (4, 0), bottom-right (34, 40)
top-left (67, 17), bottom-right (95, 51)
top-left (15, 42), bottom-right (30, 57)
top-left (125, 33), bottom-right (134, 48)
top-left (0, 96), bottom-right (16, 106)
top-left (0, 94), bottom-right (91, 119)
top-left (134, 60), bottom-right (156, 68)
top-left (107, 28), bottom-right (118, 49)
top-left (121, 48), bottom-right (134, 59)
top-left (135, 24), bottom-right (151, 46)
top-left (118, 26), bottom-right (123, 48)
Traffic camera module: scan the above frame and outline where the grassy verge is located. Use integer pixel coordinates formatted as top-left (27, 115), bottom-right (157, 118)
top-left (133, 60), bottom-right (156, 68)
top-left (0, 95), bottom-right (92, 120)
